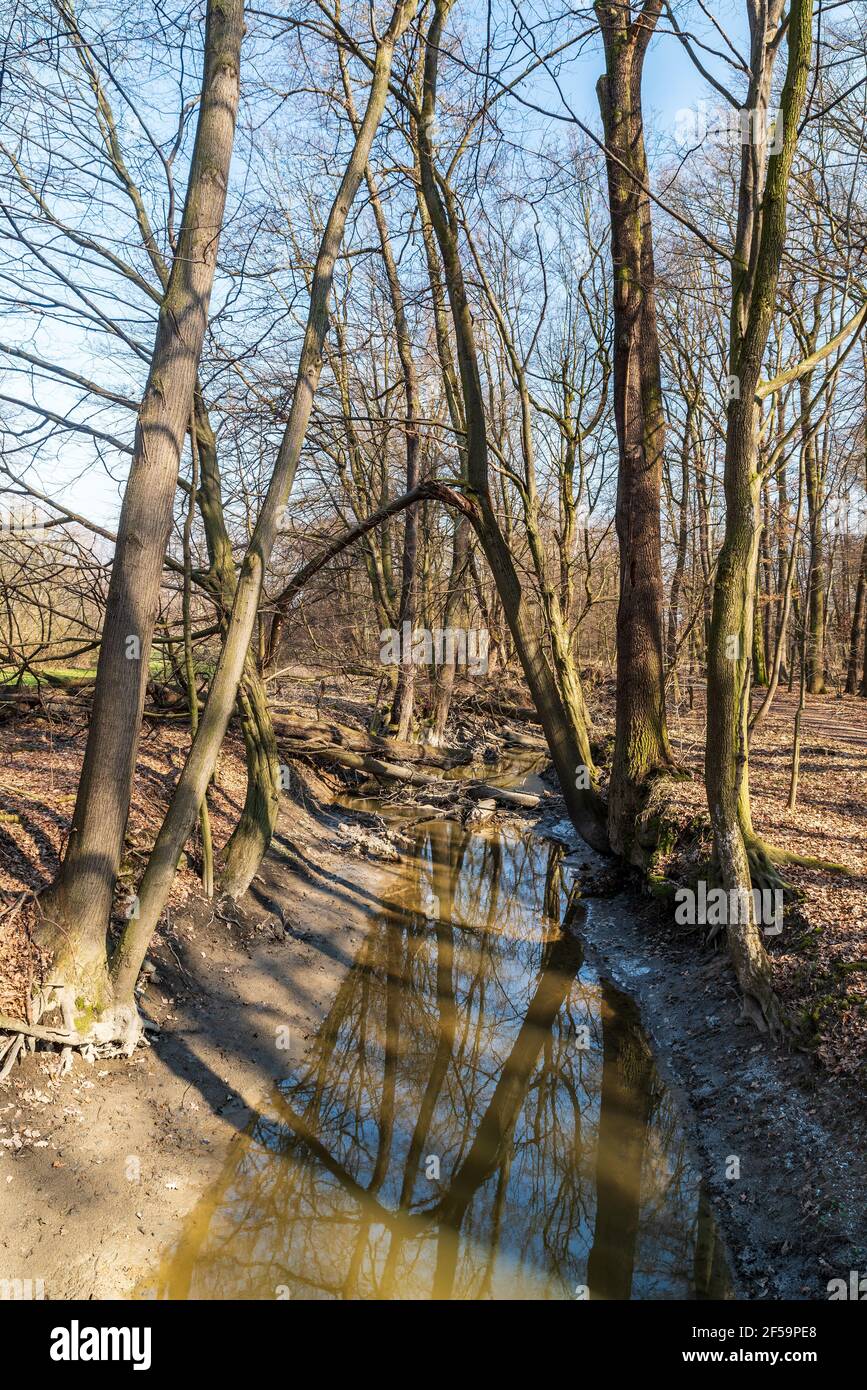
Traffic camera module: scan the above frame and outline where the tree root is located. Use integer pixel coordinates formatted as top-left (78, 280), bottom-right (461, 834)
top-left (619, 771), bottom-right (685, 876)
top-left (0, 1012), bottom-right (88, 1045)
top-left (739, 982), bottom-right (786, 1041)
top-left (0, 993), bottom-right (146, 1081)
top-left (0, 1033), bottom-right (25, 1082)
top-left (744, 834), bottom-right (850, 894)
top-left (697, 836), bottom-right (851, 899)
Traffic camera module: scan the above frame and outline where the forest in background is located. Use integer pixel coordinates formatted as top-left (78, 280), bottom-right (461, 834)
top-left (0, 0), bottom-right (865, 1082)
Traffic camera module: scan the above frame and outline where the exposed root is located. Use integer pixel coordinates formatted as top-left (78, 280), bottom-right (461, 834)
top-left (0, 992), bottom-right (146, 1081)
top-left (744, 838), bottom-right (790, 894)
top-left (744, 833), bottom-right (850, 892)
top-left (0, 1034), bottom-right (25, 1082)
top-left (736, 968), bottom-right (787, 1041)
top-left (0, 1012), bottom-right (84, 1043)
top-left (614, 770), bottom-right (687, 880)
top-left (699, 833), bottom-right (851, 900)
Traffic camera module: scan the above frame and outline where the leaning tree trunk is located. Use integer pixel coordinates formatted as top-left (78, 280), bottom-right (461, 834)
top-left (37, 0), bottom-right (245, 1019)
top-left (801, 372), bottom-right (827, 692)
top-left (469, 229), bottom-right (601, 780)
top-left (192, 392), bottom-right (280, 900)
top-left (595, 0), bottom-right (674, 862)
top-left (415, 0), bottom-right (607, 851)
top-left (705, 0), bottom-right (813, 1031)
top-left (473, 505), bottom-right (605, 844)
top-left (52, 20), bottom-right (278, 910)
top-left (108, 0), bottom-right (421, 1021)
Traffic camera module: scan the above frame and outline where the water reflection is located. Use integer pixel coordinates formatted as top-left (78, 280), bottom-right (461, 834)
top-left (150, 821), bottom-right (729, 1300)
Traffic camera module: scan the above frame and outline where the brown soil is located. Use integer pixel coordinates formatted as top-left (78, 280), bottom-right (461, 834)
top-left (0, 758), bottom-right (402, 1299)
top-left (664, 686), bottom-right (867, 1082)
top-left (0, 679), bottom-right (865, 1300)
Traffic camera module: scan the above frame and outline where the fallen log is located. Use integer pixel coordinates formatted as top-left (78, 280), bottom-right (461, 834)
top-left (501, 731), bottom-right (547, 751)
top-left (280, 744), bottom-right (435, 786)
top-left (278, 742), bottom-right (543, 810)
top-left (0, 687), bottom-right (75, 706)
top-left (465, 782), bottom-right (541, 808)
top-left (273, 712), bottom-right (464, 769)
top-left (458, 693), bottom-right (542, 724)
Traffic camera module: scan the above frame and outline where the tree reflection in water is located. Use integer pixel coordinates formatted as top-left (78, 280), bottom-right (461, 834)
top-left (152, 820), bottom-right (730, 1300)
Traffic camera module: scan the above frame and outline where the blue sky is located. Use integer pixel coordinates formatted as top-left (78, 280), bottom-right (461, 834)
top-left (2, 0), bottom-right (834, 531)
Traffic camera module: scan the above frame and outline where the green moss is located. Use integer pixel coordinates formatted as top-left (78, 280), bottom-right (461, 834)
top-left (646, 873), bottom-right (677, 900)
top-left (73, 998), bottom-right (104, 1033)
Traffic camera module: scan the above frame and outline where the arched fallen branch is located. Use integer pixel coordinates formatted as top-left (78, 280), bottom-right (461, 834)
top-left (264, 479), bottom-right (474, 670)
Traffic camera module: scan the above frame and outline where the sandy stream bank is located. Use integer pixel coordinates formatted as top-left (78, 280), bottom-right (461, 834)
top-left (1, 779), bottom-right (865, 1302)
top-left (0, 787), bottom-right (397, 1300)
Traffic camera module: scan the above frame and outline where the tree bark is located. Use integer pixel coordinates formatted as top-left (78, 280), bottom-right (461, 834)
top-left (705, 0), bottom-right (813, 1030)
top-left (596, 0), bottom-right (674, 862)
top-left (191, 393), bottom-right (281, 900)
top-left (40, 0), bottom-right (245, 997)
top-left (667, 400), bottom-right (693, 673)
top-left (801, 370), bottom-right (827, 691)
top-left (846, 345), bottom-right (867, 694)
top-left (414, 0), bottom-right (607, 851)
top-left (339, 57), bottom-right (422, 743)
top-left (109, 0), bottom-right (420, 1012)
top-left (847, 538), bottom-right (867, 695)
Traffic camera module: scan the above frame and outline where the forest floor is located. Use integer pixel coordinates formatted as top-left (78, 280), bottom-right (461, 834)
top-left (0, 721), bottom-right (400, 1297)
top-left (0, 676), bottom-right (864, 1298)
top-left (655, 683), bottom-right (866, 1084)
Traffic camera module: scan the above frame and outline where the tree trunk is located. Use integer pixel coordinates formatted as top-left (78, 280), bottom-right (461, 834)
top-left (38, 0), bottom-right (245, 1006)
top-left (595, 0), bottom-right (674, 861)
top-left (750, 445), bottom-right (804, 737)
top-left (109, 0), bottom-right (421, 1014)
top-left (752, 546), bottom-right (769, 687)
top-left (192, 393), bottom-right (281, 900)
top-left (338, 61), bottom-right (422, 743)
top-left (414, 0), bottom-right (607, 851)
top-left (667, 402), bottom-right (693, 672)
top-left (846, 348), bottom-right (867, 694)
top-left (428, 516), bottom-right (470, 745)
top-left (415, 160), bottom-right (471, 748)
top-left (705, 0), bottom-right (813, 1030)
top-left (847, 539), bottom-right (867, 695)
top-left (220, 661), bottom-right (281, 899)
top-left (801, 372), bottom-right (827, 692)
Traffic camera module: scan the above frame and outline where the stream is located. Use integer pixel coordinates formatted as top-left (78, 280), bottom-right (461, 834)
top-left (148, 788), bottom-right (731, 1300)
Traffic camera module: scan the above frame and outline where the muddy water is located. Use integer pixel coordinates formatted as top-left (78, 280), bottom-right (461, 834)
top-left (150, 818), bottom-right (730, 1300)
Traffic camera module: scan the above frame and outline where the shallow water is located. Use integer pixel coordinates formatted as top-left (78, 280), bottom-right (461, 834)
top-left (148, 818), bottom-right (729, 1300)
